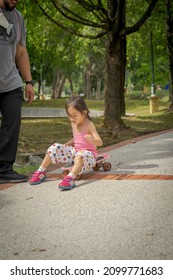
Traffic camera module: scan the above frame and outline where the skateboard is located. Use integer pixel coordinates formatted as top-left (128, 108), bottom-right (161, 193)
top-left (61, 153), bottom-right (111, 180)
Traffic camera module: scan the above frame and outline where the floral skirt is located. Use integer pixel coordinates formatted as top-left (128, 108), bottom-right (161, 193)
top-left (47, 143), bottom-right (96, 174)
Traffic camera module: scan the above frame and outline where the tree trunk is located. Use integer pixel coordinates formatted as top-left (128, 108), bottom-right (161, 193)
top-left (85, 70), bottom-right (92, 99)
top-left (69, 76), bottom-right (74, 95)
top-left (96, 77), bottom-right (102, 100)
top-left (104, 33), bottom-right (126, 131)
top-left (52, 71), bottom-right (66, 99)
top-left (166, 0), bottom-right (173, 110)
top-left (120, 36), bottom-right (126, 116)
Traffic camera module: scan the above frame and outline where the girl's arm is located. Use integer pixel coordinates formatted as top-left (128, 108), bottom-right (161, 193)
top-left (64, 138), bottom-right (74, 146)
top-left (85, 122), bottom-right (103, 147)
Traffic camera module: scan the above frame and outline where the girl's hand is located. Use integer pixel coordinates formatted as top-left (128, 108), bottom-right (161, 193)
top-left (84, 134), bottom-right (94, 143)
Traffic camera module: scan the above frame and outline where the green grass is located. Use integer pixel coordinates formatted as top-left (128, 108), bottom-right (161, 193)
top-left (23, 98), bottom-right (67, 108)
top-left (125, 90), bottom-right (169, 116)
top-left (23, 98), bottom-right (104, 111)
top-left (15, 165), bottom-right (39, 175)
top-left (124, 90), bottom-right (173, 134)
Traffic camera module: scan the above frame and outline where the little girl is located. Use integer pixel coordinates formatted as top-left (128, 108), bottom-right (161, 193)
top-left (29, 96), bottom-right (103, 190)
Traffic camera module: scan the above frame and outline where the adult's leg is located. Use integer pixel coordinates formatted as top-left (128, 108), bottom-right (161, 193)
top-left (0, 88), bottom-right (23, 173)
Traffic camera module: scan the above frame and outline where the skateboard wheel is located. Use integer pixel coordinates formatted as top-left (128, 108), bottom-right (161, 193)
top-left (62, 170), bottom-right (69, 176)
top-left (92, 165), bottom-right (100, 171)
top-left (103, 162), bottom-right (111, 171)
top-left (76, 174), bottom-right (82, 180)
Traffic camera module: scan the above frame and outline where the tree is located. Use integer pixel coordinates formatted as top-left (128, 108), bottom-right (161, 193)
top-left (19, 1), bottom-right (86, 97)
top-left (126, 0), bottom-right (173, 110)
top-left (166, 0), bottom-right (173, 110)
top-left (126, 3), bottom-right (169, 92)
top-left (80, 39), bottom-right (105, 99)
top-left (33, 0), bottom-right (159, 132)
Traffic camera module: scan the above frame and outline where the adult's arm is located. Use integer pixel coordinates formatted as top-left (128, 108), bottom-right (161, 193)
top-left (16, 44), bottom-right (35, 104)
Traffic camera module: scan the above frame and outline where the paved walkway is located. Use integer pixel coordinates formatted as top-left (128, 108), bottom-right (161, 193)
top-left (0, 129), bottom-right (173, 260)
top-left (0, 108), bottom-right (104, 118)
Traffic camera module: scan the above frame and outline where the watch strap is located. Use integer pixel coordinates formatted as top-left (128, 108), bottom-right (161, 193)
top-left (25, 80), bottom-right (34, 86)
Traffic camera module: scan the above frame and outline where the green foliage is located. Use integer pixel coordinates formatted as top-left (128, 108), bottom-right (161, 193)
top-left (126, 1), bottom-right (169, 89)
top-left (18, 1), bottom-right (169, 97)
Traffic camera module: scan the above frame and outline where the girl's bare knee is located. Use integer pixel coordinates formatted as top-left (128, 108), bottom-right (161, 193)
top-left (74, 155), bottom-right (83, 164)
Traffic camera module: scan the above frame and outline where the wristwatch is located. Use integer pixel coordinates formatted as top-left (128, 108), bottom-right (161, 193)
top-left (25, 80), bottom-right (34, 86)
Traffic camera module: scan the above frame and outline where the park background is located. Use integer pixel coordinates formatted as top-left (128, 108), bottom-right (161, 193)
top-left (1, 1), bottom-right (173, 265)
top-left (14, 0), bottom-right (173, 171)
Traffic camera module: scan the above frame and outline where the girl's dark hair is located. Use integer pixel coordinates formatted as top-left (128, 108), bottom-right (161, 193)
top-left (65, 96), bottom-right (91, 120)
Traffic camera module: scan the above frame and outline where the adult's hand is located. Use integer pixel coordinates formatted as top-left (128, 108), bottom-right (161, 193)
top-left (25, 84), bottom-right (35, 104)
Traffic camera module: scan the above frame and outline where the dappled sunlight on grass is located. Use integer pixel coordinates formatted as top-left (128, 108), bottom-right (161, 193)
top-left (123, 112), bottom-right (173, 133)
top-left (23, 98), bottom-right (67, 108)
top-left (23, 98), bottom-right (104, 111)
top-left (126, 94), bottom-right (170, 117)
top-left (19, 118), bottom-right (72, 154)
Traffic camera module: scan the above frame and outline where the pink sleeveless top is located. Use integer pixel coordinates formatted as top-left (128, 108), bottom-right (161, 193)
top-left (72, 122), bottom-right (97, 158)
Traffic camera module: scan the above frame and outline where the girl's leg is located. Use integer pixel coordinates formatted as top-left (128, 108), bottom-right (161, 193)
top-left (70, 155), bottom-right (83, 177)
top-left (70, 151), bottom-right (96, 177)
top-left (30, 143), bottom-right (75, 185)
top-left (39, 143), bottom-right (75, 170)
top-left (38, 154), bottom-right (51, 171)
top-left (47, 143), bottom-right (75, 165)
top-left (59, 151), bottom-right (96, 190)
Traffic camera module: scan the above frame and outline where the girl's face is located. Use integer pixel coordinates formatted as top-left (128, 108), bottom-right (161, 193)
top-left (67, 106), bottom-right (87, 125)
